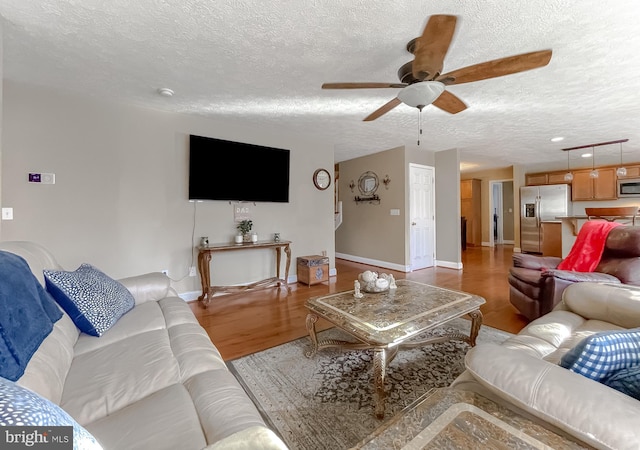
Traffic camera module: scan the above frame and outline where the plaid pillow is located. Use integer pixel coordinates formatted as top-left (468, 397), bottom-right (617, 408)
top-left (560, 328), bottom-right (640, 382)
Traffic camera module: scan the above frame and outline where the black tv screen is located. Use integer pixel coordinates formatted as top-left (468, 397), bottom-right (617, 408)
top-left (189, 135), bottom-right (290, 202)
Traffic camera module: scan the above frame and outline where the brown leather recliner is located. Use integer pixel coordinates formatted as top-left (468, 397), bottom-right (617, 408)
top-left (509, 225), bottom-right (640, 321)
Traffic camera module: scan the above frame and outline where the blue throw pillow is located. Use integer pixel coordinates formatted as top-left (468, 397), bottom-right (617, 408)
top-left (0, 376), bottom-right (102, 449)
top-left (0, 251), bottom-right (63, 381)
top-left (603, 364), bottom-right (640, 400)
top-left (44, 264), bottom-right (135, 337)
top-left (560, 328), bottom-right (640, 398)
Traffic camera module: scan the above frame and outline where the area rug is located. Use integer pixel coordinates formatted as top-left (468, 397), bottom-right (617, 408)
top-left (228, 318), bottom-right (512, 450)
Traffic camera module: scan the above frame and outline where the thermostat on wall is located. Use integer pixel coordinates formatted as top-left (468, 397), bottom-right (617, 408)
top-left (28, 173), bottom-right (56, 184)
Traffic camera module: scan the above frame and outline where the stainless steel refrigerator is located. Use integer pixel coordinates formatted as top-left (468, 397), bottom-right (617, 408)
top-left (520, 184), bottom-right (571, 253)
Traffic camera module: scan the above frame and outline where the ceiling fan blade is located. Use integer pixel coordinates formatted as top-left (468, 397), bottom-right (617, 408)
top-left (363, 98), bottom-right (402, 121)
top-left (437, 50), bottom-right (552, 85)
top-left (322, 82), bottom-right (407, 89)
top-left (412, 15), bottom-right (457, 81)
top-left (431, 90), bottom-right (467, 114)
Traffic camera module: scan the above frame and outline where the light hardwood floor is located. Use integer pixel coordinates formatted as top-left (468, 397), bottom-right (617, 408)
top-left (189, 244), bottom-right (528, 361)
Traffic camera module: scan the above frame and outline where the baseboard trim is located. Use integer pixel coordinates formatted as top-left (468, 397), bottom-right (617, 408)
top-left (435, 260), bottom-right (463, 270)
top-left (179, 290), bottom-right (200, 302)
top-left (513, 247), bottom-right (522, 253)
top-left (335, 253), bottom-right (410, 272)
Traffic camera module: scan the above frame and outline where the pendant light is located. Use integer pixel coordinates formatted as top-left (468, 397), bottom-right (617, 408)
top-left (589, 146), bottom-right (599, 179)
top-left (616, 141), bottom-right (627, 177)
top-left (563, 150), bottom-right (573, 181)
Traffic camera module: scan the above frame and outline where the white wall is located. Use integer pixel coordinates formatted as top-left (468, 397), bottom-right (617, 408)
top-left (0, 81), bottom-right (335, 296)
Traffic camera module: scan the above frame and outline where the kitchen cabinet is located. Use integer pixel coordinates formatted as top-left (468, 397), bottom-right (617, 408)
top-left (571, 168), bottom-right (617, 201)
top-left (541, 222), bottom-right (562, 257)
top-left (616, 165), bottom-right (640, 179)
top-left (526, 171), bottom-right (569, 186)
top-left (460, 179), bottom-right (481, 246)
top-left (525, 173), bottom-right (549, 186)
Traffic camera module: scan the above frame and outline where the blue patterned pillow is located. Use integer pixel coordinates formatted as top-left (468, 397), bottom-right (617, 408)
top-left (0, 376), bottom-right (102, 449)
top-left (560, 328), bottom-right (640, 397)
top-left (43, 264), bottom-right (135, 337)
top-left (603, 364), bottom-right (640, 400)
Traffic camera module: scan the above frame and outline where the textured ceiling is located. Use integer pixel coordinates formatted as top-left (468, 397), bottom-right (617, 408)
top-left (1, 0), bottom-right (640, 172)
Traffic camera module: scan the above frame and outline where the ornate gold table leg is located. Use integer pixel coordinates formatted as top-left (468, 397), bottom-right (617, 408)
top-left (305, 313), bottom-right (319, 358)
top-left (283, 243), bottom-right (291, 292)
top-left (373, 348), bottom-right (387, 419)
top-left (468, 309), bottom-right (484, 347)
top-left (197, 250), bottom-right (212, 308)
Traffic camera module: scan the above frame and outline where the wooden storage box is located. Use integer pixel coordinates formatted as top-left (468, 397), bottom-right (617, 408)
top-left (297, 255), bottom-right (330, 285)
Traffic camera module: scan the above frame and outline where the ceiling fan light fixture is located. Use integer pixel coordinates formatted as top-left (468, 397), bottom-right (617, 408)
top-left (397, 81), bottom-right (445, 108)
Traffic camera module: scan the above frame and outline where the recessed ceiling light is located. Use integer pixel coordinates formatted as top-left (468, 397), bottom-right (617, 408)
top-left (550, 137), bottom-right (564, 142)
top-left (157, 88), bottom-right (174, 97)
top-left (581, 153), bottom-right (592, 158)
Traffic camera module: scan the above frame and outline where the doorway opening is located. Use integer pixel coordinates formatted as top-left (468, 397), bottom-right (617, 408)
top-left (489, 179), bottom-right (515, 247)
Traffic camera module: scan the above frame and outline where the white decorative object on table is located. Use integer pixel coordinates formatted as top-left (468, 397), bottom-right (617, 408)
top-left (353, 280), bottom-right (364, 298)
top-left (387, 274), bottom-right (397, 289)
top-left (357, 271), bottom-right (395, 293)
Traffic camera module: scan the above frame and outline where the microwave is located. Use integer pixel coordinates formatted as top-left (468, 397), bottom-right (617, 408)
top-left (618, 178), bottom-right (640, 197)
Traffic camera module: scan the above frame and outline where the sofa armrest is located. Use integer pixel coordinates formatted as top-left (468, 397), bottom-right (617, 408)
top-left (118, 272), bottom-right (173, 305)
top-left (562, 282), bottom-right (640, 329)
top-left (541, 269), bottom-right (620, 284)
top-left (462, 343), bottom-right (640, 450)
top-left (512, 253), bottom-right (562, 270)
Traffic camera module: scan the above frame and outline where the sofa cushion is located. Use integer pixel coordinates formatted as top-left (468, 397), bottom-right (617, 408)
top-left (61, 330), bottom-right (181, 424)
top-left (18, 314), bottom-right (79, 404)
top-left (0, 376), bottom-right (102, 449)
top-left (44, 264), bottom-right (135, 337)
top-left (560, 328), bottom-right (640, 382)
top-left (85, 384), bottom-right (206, 450)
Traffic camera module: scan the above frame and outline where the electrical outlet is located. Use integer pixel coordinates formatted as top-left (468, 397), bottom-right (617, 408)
top-left (189, 266), bottom-right (197, 277)
top-left (161, 269), bottom-right (168, 276)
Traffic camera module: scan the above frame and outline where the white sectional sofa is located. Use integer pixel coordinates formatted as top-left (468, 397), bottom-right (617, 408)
top-left (0, 241), bottom-right (287, 450)
top-left (452, 281), bottom-right (640, 450)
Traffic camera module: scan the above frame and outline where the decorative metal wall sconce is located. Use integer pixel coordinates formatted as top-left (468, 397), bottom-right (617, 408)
top-left (349, 180), bottom-right (356, 192)
top-left (382, 175), bottom-right (391, 189)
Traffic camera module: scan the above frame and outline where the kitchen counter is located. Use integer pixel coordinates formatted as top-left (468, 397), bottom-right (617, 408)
top-left (555, 215), bottom-right (638, 257)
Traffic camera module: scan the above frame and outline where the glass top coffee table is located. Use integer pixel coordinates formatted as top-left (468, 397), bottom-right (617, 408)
top-left (305, 279), bottom-right (485, 418)
top-left (353, 388), bottom-right (590, 449)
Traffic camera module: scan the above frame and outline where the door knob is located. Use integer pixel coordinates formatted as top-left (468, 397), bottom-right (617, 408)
top-left (411, 222), bottom-right (417, 226)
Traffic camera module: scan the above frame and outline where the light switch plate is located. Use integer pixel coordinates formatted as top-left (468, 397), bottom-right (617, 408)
top-left (390, 209), bottom-right (400, 216)
top-left (2, 207), bottom-right (14, 220)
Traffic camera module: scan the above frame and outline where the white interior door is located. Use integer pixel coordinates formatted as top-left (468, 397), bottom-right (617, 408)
top-left (409, 164), bottom-right (435, 270)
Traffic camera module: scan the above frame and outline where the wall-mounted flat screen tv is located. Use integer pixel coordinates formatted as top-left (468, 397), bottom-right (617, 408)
top-left (189, 134), bottom-right (290, 202)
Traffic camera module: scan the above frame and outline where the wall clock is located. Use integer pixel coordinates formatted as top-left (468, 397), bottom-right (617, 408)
top-left (313, 168), bottom-right (331, 190)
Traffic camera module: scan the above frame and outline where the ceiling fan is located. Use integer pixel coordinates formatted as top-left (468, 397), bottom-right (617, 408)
top-left (322, 15), bottom-right (552, 121)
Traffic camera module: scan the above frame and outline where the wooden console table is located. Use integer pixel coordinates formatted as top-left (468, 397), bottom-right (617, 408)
top-left (197, 240), bottom-right (291, 307)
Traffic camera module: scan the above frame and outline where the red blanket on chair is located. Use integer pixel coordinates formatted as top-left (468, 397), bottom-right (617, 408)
top-left (557, 221), bottom-right (622, 272)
